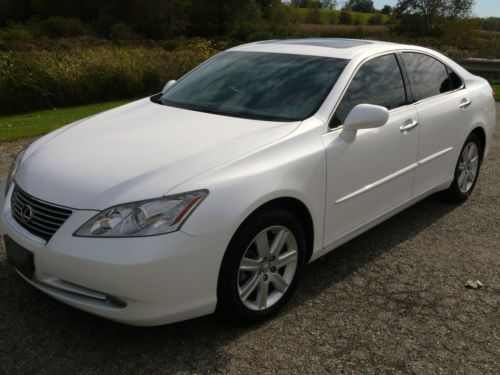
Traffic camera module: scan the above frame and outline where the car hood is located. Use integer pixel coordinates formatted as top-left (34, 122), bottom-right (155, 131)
top-left (16, 98), bottom-right (300, 210)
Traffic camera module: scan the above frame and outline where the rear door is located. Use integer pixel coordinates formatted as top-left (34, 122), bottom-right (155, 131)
top-left (322, 53), bottom-right (419, 246)
top-left (401, 52), bottom-right (474, 196)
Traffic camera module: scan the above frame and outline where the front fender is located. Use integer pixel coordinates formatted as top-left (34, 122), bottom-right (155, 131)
top-left (176, 119), bottom-right (327, 256)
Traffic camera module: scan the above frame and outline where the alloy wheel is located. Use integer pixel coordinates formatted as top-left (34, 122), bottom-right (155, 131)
top-left (237, 226), bottom-right (298, 311)
top-left (457, 141), bottom-right (479, 194)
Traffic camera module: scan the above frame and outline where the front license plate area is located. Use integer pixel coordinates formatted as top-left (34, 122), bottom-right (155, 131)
top-left (3, 235), bottom-right (35, 279)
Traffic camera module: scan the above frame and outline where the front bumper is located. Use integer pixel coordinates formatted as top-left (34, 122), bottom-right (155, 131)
top-left (0, 184), bottom-right (229, 326)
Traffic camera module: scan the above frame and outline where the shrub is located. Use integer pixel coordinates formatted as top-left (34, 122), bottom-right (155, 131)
top-left (0, 39), bottom-right (217, 115)
top-left (37, 16), bottom-right (92, 37)
top-left (326, 12), bottom-right (339, 25)
top-left (305, 7), bottom-right (323, 24)
top-left (110, 23), bottom-right (141, 40)
top-left (0, 23), bottom-right (32, 41)
top-left (246, 30), bottom-right (277, 42)
top-left (339, 12), bottom-right (352, 25)
top-left (368, 14), bottom-right (383, 25)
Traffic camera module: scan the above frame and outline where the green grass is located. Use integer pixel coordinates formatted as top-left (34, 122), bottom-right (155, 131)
top-left (0, 99), bottom-right (130, 142)
top-left (494, 85), bottom-right (500, 101)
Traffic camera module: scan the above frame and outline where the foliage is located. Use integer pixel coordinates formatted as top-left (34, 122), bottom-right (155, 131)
top-left (37, 16), bottom-right (92, 37)
top-left (442, 18), bottom-right (480, 47)
top-left (0, 100), bottom-right (130, 142)
top-left (368, 14), bottom-right (384, 25)
top-left (396, 0), bottom-right (475, 19)
top-left (0, 39), bottom-right (217, 115)
top-left (381, 5), bottom-right (392, 15)
top-left (394, 0), bottom-right (475, 36)
top-left (305, 7), bottom-right (323, 24)
top-left (110, 23), bottom-right (141, 40)
top-left (343, 0), bottom-right (376, 13)
top-left (480, 17), bottom-right (500, 32)
top-left (291, 0), bottom-right (337, 8)
top-left (190, 0), bottom-right (262, 38)
top-left (0, 23), bottom-right (32, 41)
top-left (339, 11), bottom-right (353, 25)
top-left (292, 8), bottom-right (388, 25)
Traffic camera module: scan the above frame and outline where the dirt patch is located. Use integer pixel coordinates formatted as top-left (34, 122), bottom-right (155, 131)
top-left (0, 137), bottom-right (36, 181)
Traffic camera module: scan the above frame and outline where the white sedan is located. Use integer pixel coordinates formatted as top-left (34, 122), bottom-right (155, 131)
top-left (0, 39), bottom-right (496, 326)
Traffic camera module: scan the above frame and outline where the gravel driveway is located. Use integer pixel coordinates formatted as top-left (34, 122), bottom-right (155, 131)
top-left (0, 107), bottom-right (499, 374)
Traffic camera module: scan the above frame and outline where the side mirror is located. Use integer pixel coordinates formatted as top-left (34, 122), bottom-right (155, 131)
top-left (341, 104), bottom-right (389, 143)
top-left (162, 80), bottom-right (176, 93)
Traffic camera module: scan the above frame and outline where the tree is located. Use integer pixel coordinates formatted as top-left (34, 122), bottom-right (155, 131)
top-left (305, 6), bottom-right (323, 23)
top-left (395, 0), bottom-right (475, 19)
top-left (339, 11), bottom-right (352, 24)
top-left (368, 13), bottom-right (384, 24)
top-left (0, 0), bottom-right (31, 25)
top-left (290, 0), bottom-right (335, 7)
top-left (394, 0), bottom-right (475, 36)
top-left (127, 0), bottom-right (191, 38)
top-left (343, 0), bottom-right (375, 13)
top-left (190, 0), bottom-right (261, 37)
top-left (320, 0), bottom-right (338, 9)
top-left (381, 5), bottom-right (392, 15)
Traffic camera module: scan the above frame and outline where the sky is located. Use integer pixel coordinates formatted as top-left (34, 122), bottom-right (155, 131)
top-left (371, 0), bottom-right (500, 18)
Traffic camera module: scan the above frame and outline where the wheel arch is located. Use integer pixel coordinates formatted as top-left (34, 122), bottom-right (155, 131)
top-left (254, 197), bottom-right (314, 263)
top-left (469, 126), bottom-right (487, 163)
top-left (231, 196), bottom-right (315, 264)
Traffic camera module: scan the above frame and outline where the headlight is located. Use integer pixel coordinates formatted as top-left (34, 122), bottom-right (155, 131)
top-left (5, 149), bottom-right (25, 196)
top-left (74, 190), bottom-right (208, 237)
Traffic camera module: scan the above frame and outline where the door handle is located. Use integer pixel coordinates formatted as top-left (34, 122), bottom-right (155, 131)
top-left (459, 98), bottom-right (472, 109)
top-left (400, 119), bottom-right (419, 132)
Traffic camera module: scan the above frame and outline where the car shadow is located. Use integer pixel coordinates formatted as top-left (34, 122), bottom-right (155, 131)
top-left (292, 194), bottom-right (459, 308)
top-left (0, 194), bottom-right (460, 374)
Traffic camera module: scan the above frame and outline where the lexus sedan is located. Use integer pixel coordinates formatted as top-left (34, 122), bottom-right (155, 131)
top-left (0, 39), bottom-right (495, 326)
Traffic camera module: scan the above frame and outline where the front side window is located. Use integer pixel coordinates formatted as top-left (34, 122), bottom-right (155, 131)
top-left (331, 54), bottom-right (407, 128)
top-left (154, 51), bottom-right (348, 122)
top-left (402, 52), bottom-right (460, 101)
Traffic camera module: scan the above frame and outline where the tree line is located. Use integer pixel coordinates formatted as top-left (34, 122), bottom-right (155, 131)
top-left (0, 0), bottom-right (479, 40)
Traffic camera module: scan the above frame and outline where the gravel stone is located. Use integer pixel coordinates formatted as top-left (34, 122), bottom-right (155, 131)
top-left (0, 108), bottom-right (499, 374)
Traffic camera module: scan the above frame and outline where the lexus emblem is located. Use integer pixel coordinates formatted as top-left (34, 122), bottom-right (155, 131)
top-left (21, 204), bottom-right (34, 223)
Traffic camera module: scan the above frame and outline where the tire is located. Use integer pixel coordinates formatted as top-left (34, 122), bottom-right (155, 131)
top-left (216, 207), bottom-right (306, 324)
top-left (442, 133), bottom-right (483, 203)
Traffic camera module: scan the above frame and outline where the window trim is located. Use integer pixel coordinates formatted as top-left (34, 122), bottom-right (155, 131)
top-left (399, 50), bottom-right (466, 105)
top-left (327, 51), bottom-right (411, 130)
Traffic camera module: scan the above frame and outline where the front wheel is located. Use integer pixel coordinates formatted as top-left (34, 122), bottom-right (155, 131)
top-left (216, 208), bottom-right (306, 324)
top-left (442, 133), bottom-right (482, 202)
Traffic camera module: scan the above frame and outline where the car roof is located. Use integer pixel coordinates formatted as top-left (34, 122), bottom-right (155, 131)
top-left (231, 38), bottom-right (413, 60)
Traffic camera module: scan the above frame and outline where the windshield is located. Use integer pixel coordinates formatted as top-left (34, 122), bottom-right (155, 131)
top-left (154, 51), bottom-right (348, 122)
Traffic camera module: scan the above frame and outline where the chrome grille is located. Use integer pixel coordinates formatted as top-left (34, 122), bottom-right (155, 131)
top-left (11, 185), bottom-right (72, 242)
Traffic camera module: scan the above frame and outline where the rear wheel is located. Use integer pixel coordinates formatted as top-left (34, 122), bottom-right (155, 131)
top-left (442, 134), bottom-right (482, 202)
top-left (216, 208), bottom-right (306, 324)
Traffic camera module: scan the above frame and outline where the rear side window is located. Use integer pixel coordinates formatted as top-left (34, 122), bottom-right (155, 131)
top-left (447, 67), bottom-right (464, 91)
top-left (402, 52), bottom-right (461, 101)
top-left (331, 54), bottom-right (407, 128)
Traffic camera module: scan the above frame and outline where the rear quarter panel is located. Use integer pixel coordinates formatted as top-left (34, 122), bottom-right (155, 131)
top-left (465, 76), bottom-right (496, 158)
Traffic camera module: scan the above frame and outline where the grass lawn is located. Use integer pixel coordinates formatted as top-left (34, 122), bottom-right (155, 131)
top-left (0, 100), bottom-right (131, 142)
top-left (494, 85), bottom-right (500, 101)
